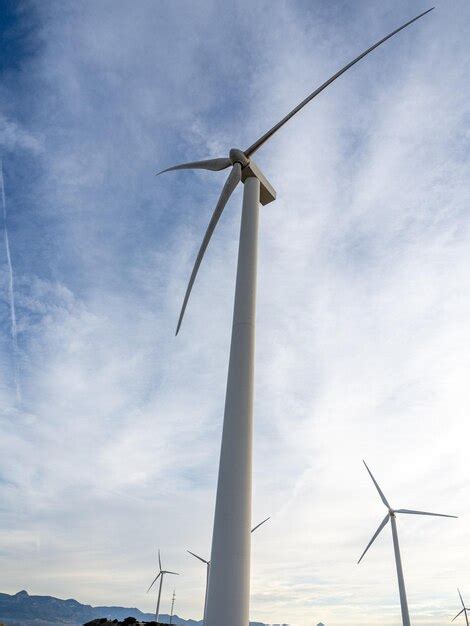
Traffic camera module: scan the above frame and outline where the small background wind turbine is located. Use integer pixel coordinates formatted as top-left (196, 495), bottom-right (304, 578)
top-left (358, 461), bottom-right (456, 626)
top-left (452, 589), bottom-right (470, 625)
top-left (158, 10), bottom-right (434, 626)
top-left (147, 550), bottom-right (179, 624)
top-left (187, 517), bottom-right (270, 623)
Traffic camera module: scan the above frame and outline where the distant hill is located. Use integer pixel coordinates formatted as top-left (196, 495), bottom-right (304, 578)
top-left (0, 590), bottom-right (168, 626)
top-left (0, 590), bottom-right (266, 626)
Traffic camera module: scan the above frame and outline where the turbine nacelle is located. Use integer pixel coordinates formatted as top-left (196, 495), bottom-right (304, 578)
top-left (229, 148), bottom-right (250, 168)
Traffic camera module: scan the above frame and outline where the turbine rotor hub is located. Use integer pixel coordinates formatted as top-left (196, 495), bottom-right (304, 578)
top-left (229, 148), bottom-right (250, 168)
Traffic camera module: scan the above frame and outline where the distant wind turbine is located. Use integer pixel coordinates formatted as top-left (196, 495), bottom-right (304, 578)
top-left (452, 589), bottom-right (470, 625)
top-left (147, 549), bottom-right (179, 624)
top-left (358, 461), bottom-right (456, 626)
top-left (158, 9), bottom-right (434, 626)
top-left (187, 517), bottom-right (270, 623)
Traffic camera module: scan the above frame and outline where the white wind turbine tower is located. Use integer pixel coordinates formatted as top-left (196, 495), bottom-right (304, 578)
top-left (358, 461), bottom-right (457, 626)
top-left (158, 10), bottom-right (433, 626)
top-left (187, 517), bottom-right (270, 623)
top-left (452, 589), bottom-right (470, 625)
top-left (147, 550), bottom-right (179, 624)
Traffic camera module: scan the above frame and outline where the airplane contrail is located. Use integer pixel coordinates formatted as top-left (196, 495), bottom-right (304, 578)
top-left (0, 159), bottom-right (21, 403)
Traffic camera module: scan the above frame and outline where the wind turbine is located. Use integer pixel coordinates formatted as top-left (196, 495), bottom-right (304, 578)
top-left (187, 517), bottom-right (270, 623)
top-left (147, 550), bottom-right (179, 624)
top-left (358, 461), bottom-right (457, 626)
top-left (452, 589), bottom-right (470, 625)
top-left (158, 10), bottom-right (434, 626)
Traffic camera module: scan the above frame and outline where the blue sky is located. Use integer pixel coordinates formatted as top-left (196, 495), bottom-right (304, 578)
top-left (1, 1), bottom-right (470, 625)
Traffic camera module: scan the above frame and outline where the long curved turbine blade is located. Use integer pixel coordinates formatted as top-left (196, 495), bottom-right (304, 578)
top-left (251, 517), bottom-right (271, 533)
top-left (158, 549), bottom-right (162, 571)
top-left (363, 461), bottom-right (391, 509)
top-left (244, 8), bottom-right (434, 157)
top-left (187, 549), bottom-right (209, 564)
top-left (157, 157), bottom-right (231, 176)
top-left (175, 162), bottom-right (242, 335)
top-left (164, 570), bottom-right (179, 576)
top-left (147, 571), bottom-right (162, 593)
top-left (357, 513), bottom-right (390, 564)
top-left (395, 509), bottom-right (457, 518)
top-left (452, 609), bottom-right (465, 622)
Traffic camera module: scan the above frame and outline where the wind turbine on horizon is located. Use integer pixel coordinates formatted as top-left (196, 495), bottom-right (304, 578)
top-left (358, 461), bottom-right (457, 626)
top-left (157, 9), bottom-right (434, 626)
top-left (147, 550), bottom-right (179, 624)
top-left (452, 589), bottom-right (470, 625)
top-left (187, 517), bottom-right (271, 623)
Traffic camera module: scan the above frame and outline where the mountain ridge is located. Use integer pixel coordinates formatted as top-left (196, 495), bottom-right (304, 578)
top-left (0, 590), bottom-right (266, 626)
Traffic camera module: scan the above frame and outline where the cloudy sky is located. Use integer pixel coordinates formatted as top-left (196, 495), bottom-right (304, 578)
top-left (1, 1), bottom-right (470, 625)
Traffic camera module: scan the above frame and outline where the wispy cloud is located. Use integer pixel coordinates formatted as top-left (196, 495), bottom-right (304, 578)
top-left (0, 160), bottom-right (21, 403)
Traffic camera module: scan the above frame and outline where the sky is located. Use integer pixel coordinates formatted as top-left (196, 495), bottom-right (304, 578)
top-left (0, 1), bottom-right (470, 625)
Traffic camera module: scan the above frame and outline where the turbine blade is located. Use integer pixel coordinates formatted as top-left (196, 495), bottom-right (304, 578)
top-left (357, 514), bottom-right (390, 564)
top-left (244, 8), bottom-right (434, 157)
top-left (363, 461), bottom-right (391, 509)
top-left (158, 549), bottom-right (162, 571)
top-left (165, 571), bottom-right (179, 575)
top-left (146, 571), bottom-right (161, 593)
top-left (175, 162), bottom-right (242, 335)
top-left (459, 589), bottom-right (465, 609)
top-left (156, 157), bottom-right (231, 176)
top-left (187, 550), bottom-right (209, 564)
top-left (395, 509), bottom-right (458, 519)
top-left (251, 517), bottom-right (271, 533)
top-left (452, 609), bottom-right (465, 622)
